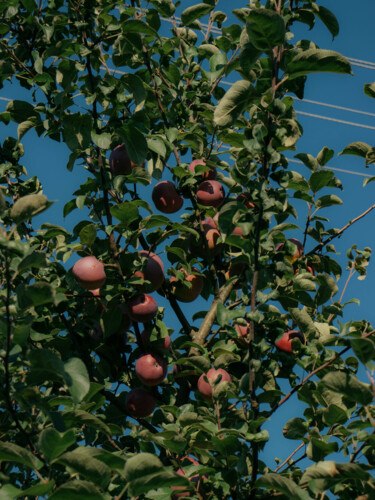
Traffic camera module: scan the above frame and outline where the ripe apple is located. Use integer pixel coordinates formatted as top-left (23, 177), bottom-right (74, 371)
top-left (197, 368), bottom-right (232, 400)
top-left (235, 322), bottom-right (249, 339)
top-left (72, 256), bottom-right (106, 290)
top-left (188, 158), bottom-right (216, 180)
top-left (127, 294), bottom-right (158, 322)
top-left (170, 268), bottom-right (203, 302)
top-left (125, 387), bottom-right (156, 418)
top-left (133, 250), bottom-right (164, 291)
top-left (109, 144), bottom-right (145, 176)
top-left (275, 330), bottom-right (306, 353)
top-left (190, 217), bottom-right (221, 258)
top-left (141, 329), bottom-right (171, 351)
top-left (196, 180), bottom-right (225, 208)
top-left (294, 264), bottom-right (315, 276)
top-left (276, 238), bottom-right (304, 263)
top-left (172, 456), bottom-right (201, 498)
top-left (135, 353), bottom-right (167, 386)
top-left (152, 181), bottom-right (183, 214)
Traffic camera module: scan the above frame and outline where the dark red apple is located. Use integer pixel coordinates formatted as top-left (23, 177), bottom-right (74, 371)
top-left (135, 353), bottom-right (167, 386)
top-left (141, 329), bottom-right (171, 351)
top-left (133, 251), bottom-right (165, 291)
top-left (170, 268), bottom-right (203, 303)
top-left (127, 294), bottom-right (158, 322)
top-left (275, 238), bottom-right (304, 263)
top-left (196, 180), bottom-right (225, 208)
top-left (188, 158), bottom-right (216, 180)
top-left (125, 387), bottom-right (156, 418)
top-left (197, 368), bottom-right (232, 400)
top-left (72, 256), bottom-right (106, 290)
top-left (275, 330), bottom-right (306, 354)
top-left (235, 323), bottom-right (249, 338)
top-left (152, 181), bottom-right (183, 214)
top-left (109, 144), bottom-right (145, 176)
top-left (172, 456), bottom-right (201, 498)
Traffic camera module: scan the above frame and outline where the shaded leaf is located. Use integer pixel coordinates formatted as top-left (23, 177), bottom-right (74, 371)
top-left (48, 480), bottom-right (105, 500)
top-left (0, 442), bottom-right (42, 469)
top-left (364, 82), bottom-right (375, 99)
top-left (339, 141), bottom-right (371, 158)
top-left (309, 170), bottom-right (334, 193)
top-left (57, 448), bottom-right (111, 489)
top-left (10, 194), bottom-right (52, 223)
top-left (315, 194), bottom-right (342, 209)
top-left (38, 429), bottom-right (76, 461)
top-left (256, 473), bottom-right (312, 500)
top-left (312, 5), bottom-right (339, 39)
top-left (246, 9), bottom-right (285, 51)
top-left (214, 80), bottom-right (256, 127)
top-left (321, 372), bottom-right (373, 405)
top-left (283, 417), bottom-right (308, 440)
top-left (288, 49), bottom-right (352, 79)
top-left (181, 3), bottom-right (213, 26)
top-left (63, 358), bottom-right (90, 404)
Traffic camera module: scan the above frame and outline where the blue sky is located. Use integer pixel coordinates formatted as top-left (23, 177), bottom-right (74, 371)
top-left (1, 0), bottom-right (375, 474)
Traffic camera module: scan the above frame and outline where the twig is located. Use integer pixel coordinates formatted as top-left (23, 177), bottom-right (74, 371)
top-left (327, 264), bottom-right (355, 323)
top-left (274, 442), bottom-right (304, 472)
top-left (204, 0), bottom-right (219, 41)
top-left (0, 41), bottom-right (35, 78)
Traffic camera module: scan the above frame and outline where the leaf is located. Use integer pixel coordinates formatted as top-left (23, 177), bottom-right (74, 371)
top-left (91, 131), bottom-right (111, 149)
top-left (350, 338), bottom-right (375, 364)
top-left (48, 480), bottom-right (106, 500)
top-left (315, 194), bottom-right (343, 209)
top-left (246, 9), bottom-right (285, 51)
top-left (364, 82), bottom-right (375, 99)
top-left (339, 141), bottom-right (371, 158)
top-left (18, 119), bottom-right (37, 140)
top-left (63, 358), bottom-right (90, 404)
top-left (38, 428), bottom-right (76, 461)
top-left (63, 410), bottom-right (111, 435)
top-left (321, 372), bottom-right (373, 405)
top-left (124, 453), bottom-right (189, 497)
top-left (149, 0), bottom-right (175, 17)
top-left (14, 480), bottom-right (55, 498)
top-left (147, 138), bottom-right (166, 158)
top-left (288, 307), bottom-right (317, 337)
top-left (10, 194), bottom-right (52, 223)
top-left (306, 438), bottom-right (338, 461)
top-left (287, 49), bottom-right (352, 79)
top-left (79, 224), bottom-right (96, 246)
top-left (123, 125), bottom-right (148, 165)
top-left (110, 201), bottom-right (139, 225)
top-left (18, 251), bottom-right (48, 273)
top-left (294, 153), bottom-right (319, 170)
top-left (57, 448), bottom-right (111, 489)
top-left (6, 100), bottom-right (37, 124)
top-left (217, 302), bottom-right (245, 326)
top-left (214, 80), bottom-right (256, 127)
top-left (312, 4), bottom-right (339, 39)
top-left (309, 170), bottom-right (334, 192)
top-left (0, 442), bottom-right (42, 469)
top-left (19, 281), bottom-right (55, 307)
top-left (256, 473), bottom-right (312, 500)
top-left (316, 146), bottom-right (334, 166)
top-left (122, 19), bottom-right (158, 37)
top-left (283, 417), bottom-right (308, 440)
top-left (181, 3), bottom-right (213, 26)
top-left (300, 461), bottom-right (369, 491)
top-left (315, 273), bottom-right (338, 305)
top-left (62, 114), bottom-right (93, 152)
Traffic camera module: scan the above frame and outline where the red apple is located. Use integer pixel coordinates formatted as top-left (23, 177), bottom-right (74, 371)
top-left (235, 323), bottom-right (249, 338)
top-left (170, 268), bottom-right (203, 303)
top-left (127, 294), bottom-right (158, 322)
top-left (172, 456), bottom-right (201, 498)
top-left (72, 256), bottom-right (106, 290)
top-left (135, 353), bottom-right (167, 386)
top-left (109, 144), bottom-right (145, 176)
top-left (133, 251), bottom-right (165, 291)
top-left (275, 330), bottom-right (306, 354)
top-left (152, 181), bottom-right (183, 214)
top-left (125, 387), bottom-right (156, 418)
top-left (197, 368), bottom-right (232, 400)
top-left (275, 238), bottom-right (304, 263)
top-left (196, 180), bottom-right (225, 208)
top-left (188, 159), bottom-right (216, 180)
top-left (141, 329), bottom-right (171, 351)
top-left (294, 264), bottom-right (315, 276)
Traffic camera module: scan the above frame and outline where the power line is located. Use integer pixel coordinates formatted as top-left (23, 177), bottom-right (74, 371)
top-left (295, 110), bottom-right (375, 131)
top-left (0, 96), bottom-right (12, 102)
top-left (286, 158), bottom-right (373, 178)
top-left (295, 98), bottom-right (375, 118)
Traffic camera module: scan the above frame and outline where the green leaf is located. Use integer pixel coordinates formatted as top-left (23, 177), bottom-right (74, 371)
top-left (63, 410), bottom-right (111, 435)
top-left (364, 82), bottom-right (375, 98)
top-left (306, 438), bottom-right (338, 462)
top-left (321, 372), bottom-right (373, 405)
top-left (149, 0), bottom-right (175, 17)
top-left (19, 281), bottom-right (55, 307)
top-left (339, 141), bottom-right (371, 158)
top-left (214, 80), bottom-right (256, 127)
top-left (110, 201), bottom-right (139, 225)
top-left (0, 485), bottom-right (21, 500)
top-left (181, 3), bottom-right (213, 26)
top-left (288, 307), bottom-right (317, 337)
top-left (300, 462), bottom-right (369, 492)
top-left (63, 358), bottom-right (90, 404)
top-left (18, 119), bottom-right (37, 140)
top-left (10, 194), bottom-right (52, 223)
top-left (48, 480), bottom-right (106, 500)
top-left (79, 224), bottom-right (96, 246)
top-left (38, 429), bottom-right (76, 461)
top-left (312, 4), bottom-right (339, 39)
top-left (287, 49), bottom-right (352, 79)
top-left (57, 448), bottom-right (111, 489)
top-left (351, 338), bottom-right (375, 364)
top-left (91, 131), bottom-right (111, 149)
top-left (240, 43), bottom-right (262, 75)
top-left (309, 170), bottom-right (334, 192)
top-left (18, 251), bottom-right (48, 273)
top-left (124, 453), bottom-right (188, 497)
top-left (147, 138), bottom-right (166, 158)
top-left (0, 442), bottom-right (42, 469)
top-left (316, 146), bottom-right (334, 166)
top-left (5, 100), bottom-right (37, 124)
top-left (366, 148), bottom-right (375, 167)
top-left (315, 273), bottom-right (338, 305)
top-left (283, 417), bottom-right (308, 440)
top-left (14, 480), bottom-right (55, 498)
top-left (315, 194), bottom-right (343, 209)
top-left (246, 9), bottom-right (285, 51)
top-left (294, 153), bottom-right (319, 171)
top-left (62, 114), bottom-right (93, 152)
top-left (123, 125), bottom-right (148, 165)
top-left (256, 473), bottom-right (312, 500)
top-left (122, 19), bottom-right (158, 37)
top-left (217, 302), bottom-right (245, 327)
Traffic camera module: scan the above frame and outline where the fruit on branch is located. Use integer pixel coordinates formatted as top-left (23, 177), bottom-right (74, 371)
top-left (225, 260), bottom-right (246, 281)
top-left (190, 217), bottom-right (222, 257)
top-left (275, 330), bottom-right (306, 353)
top-left (152, 180), bottom-right (183, 214)
top-left (133, 250), bottom-right (165, 291)
top-left (172, 456), bottom-right (201, 499)
top-left (135, 353), bottom-right (168, 386)
top-left (196, 180), bottom-right (225, 208)
top-left (125, 387), bottom-right (156, 418)
top-left (188, 158), bottom-right (216, 180)
top-left (109, 144), bottom-right (145, 176)
top-left (170, 268), bottom-right (203, 302)
top-left (276, 238), bottom-right (304, 263)
top-left (197, 368), bottom-right (232, 400)
top-left (141, 329), bottom-right (171, 350)
top-left (72, 256), bottom-right (106, 290)
top-left (294, 264), bottom-right (315, 276)
top-left (235, 322), bottom-right (249, 339)
top-left (127, 294), bottom-right (158, 322)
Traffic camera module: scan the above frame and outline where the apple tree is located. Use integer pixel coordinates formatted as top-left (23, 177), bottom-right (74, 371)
top-left (0, 0), bottom-right (374, 498)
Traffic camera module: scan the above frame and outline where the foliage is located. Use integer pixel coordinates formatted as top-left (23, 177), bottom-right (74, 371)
top-left (0, 0), bottom-right (374, 498)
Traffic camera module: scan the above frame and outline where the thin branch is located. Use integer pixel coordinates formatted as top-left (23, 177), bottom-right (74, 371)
top-left (274, 442), bottom-right (304, 472)
top-left (204, 0), bottom-right (220, 41)
top-left (0, 41), bottom-right (35, 78)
